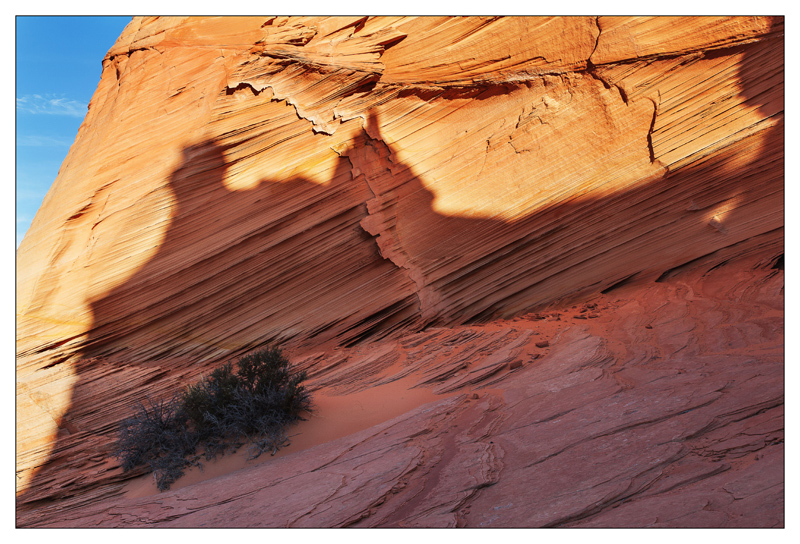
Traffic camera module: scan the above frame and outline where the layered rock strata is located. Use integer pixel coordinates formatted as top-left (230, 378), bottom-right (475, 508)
top-left (16, 16), bottom-right (783, 527)
top-left (20, 242), bottom-right (783, 527)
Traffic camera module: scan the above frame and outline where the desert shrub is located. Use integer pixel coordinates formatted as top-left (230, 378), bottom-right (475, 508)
top-left (115, 346), bottom-right (311, 490)
top-left (114, 396), bottom-right (199, 491)
top-left (235, 345), bottom-right (311, 416)
top-left (181, 362), bottom-right (240, 442)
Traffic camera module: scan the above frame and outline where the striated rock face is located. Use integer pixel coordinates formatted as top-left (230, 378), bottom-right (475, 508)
top-left (16, 16), bottom-right (782, 527)
top-left (20, 244), bottom-right (784, 527)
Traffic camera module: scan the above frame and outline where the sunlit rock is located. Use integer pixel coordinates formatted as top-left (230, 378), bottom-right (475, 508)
top-left (16, 16), bottom-right (783, 527)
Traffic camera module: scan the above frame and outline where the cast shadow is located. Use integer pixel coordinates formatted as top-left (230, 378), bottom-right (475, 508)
top-left (16, 24), bottom-right (784, 523)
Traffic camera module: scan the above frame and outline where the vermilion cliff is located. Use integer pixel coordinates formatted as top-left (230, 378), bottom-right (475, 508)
top-left (16, 16), bottom-right (783, 527)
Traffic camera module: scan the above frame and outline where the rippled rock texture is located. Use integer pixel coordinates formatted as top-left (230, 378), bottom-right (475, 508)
top-left (16, 16), bottom-right (783, 527)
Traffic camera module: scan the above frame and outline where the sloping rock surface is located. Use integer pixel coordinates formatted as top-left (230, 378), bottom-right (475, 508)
top-left (20, 243), bottom-right (783, 527)
top-left (16, 16), bottom-right (782, 527)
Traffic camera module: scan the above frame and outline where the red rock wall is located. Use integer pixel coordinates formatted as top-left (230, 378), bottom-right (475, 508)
top-left (19, 242), bottom-right (784, 527)
top-left (16, 16), bottom-right (783, 526)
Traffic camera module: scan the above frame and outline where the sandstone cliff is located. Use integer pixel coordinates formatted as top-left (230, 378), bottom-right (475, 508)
top-left (16, 16), bottom-right (783, 527)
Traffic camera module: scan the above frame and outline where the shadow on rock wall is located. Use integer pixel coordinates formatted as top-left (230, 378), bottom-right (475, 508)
top-left (17, 24), bottom-right (784, 524)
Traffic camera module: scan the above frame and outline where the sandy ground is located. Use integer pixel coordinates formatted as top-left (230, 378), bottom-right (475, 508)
top-left (123, 370), bottom-right (451, 498)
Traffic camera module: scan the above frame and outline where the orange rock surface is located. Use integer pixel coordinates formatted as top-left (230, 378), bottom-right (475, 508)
top-left (16, 16), bottom-right (783, 527)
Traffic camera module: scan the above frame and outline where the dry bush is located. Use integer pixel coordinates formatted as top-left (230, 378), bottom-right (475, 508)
top-left (115, 346), bottom-right (311, 490)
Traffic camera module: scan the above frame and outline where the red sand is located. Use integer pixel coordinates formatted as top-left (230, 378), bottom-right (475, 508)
top-left (123, 372), bottom-right (450, 498)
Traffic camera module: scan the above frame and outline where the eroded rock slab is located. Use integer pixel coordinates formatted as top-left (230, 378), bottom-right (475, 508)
top-left (18, 244), bottom-right (783, 527)
top-left (16, 16), bottom-right (783, 527)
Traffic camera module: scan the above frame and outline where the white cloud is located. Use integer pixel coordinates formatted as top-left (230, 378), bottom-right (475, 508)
top-left (16, 94), bottom-right (87, 117)
top-left (17, 134), bottom-right (72, 147)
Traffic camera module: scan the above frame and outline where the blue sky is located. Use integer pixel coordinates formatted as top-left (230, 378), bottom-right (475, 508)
top-left (16, 16), bottom-right (131, 248)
